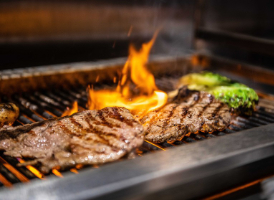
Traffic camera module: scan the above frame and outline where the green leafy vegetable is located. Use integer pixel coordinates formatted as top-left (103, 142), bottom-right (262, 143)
top-left (179, 72), bottom-right (258, 114)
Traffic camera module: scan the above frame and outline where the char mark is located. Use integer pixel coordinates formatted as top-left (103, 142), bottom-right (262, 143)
top-left (212, 103), bottom-right (224, 117)
top-left (198, 103), bottom-right (211, 117)
top-left (84, 112), bottom-right (124, 142)
top-left (111, 107), bottom-right (134, 127)
top-left (70, 117), bottom-right (84, 129)
top-left (97, 110), bottom-right (114, 128)
top-left (181, 93), bottom-right (201, 120)
top-left (58, 120), bottom-right (74, 136)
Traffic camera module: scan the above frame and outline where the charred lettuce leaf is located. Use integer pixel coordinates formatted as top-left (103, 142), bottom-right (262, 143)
top-left (178, 72), bottom-right (258, 115)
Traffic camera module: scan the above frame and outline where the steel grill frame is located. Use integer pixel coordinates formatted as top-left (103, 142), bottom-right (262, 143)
top-left (0, 55), bottom-right (274, 199)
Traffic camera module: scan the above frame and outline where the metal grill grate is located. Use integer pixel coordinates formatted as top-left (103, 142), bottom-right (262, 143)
top-left (0, 76), bottom-right (273, 188)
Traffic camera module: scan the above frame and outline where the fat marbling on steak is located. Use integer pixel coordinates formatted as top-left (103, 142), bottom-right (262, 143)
top-left (0, 107), bottom-right (144, 173)
top-left (140, 87), bottom-right (231, 143)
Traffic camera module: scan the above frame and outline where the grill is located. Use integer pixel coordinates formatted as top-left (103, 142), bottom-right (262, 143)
top-left (2, 1), bottom-right (274, 199)
top-left (1, 55), bottom-right (274, 199)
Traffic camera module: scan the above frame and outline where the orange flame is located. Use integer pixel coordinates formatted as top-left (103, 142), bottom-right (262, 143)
top-left (61, 101), bottom-right (78, 117)
top-left (87, 31), bottom-right (167, 117)
top-left (17, 158), bottom-right (44, 179)
top-left (52, 169), bottom-right (63, 177)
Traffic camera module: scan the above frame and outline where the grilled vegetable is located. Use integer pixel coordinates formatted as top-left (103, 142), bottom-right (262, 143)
top-left (0, 103), bottom-right (19, 127)
top-left (178, 71), bottom-right (259, 114)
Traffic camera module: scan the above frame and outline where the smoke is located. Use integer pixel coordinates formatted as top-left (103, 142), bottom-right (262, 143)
top-left (142, 0), bottom-right (195, 56)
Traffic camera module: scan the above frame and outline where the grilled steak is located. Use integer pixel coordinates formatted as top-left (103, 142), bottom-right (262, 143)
top-left (141, 87), bottom-right (231, 143)
top-left (0, 107), bottom-right (144, 173)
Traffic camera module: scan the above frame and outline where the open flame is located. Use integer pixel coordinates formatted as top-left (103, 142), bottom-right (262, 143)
top-left (61, 101), bottom-right (78, 117)
top-left (87, 31), bottom-right (167, 117)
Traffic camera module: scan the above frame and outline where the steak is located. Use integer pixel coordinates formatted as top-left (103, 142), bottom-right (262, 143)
top-left (0, 107), bottom-right (144, 173)
top-left (140, 87), bottom-right (231, 143)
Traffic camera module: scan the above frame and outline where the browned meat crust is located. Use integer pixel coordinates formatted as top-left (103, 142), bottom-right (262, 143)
top-left (141, 87), bottom-right (231, 143)
top-left (0, 107), bottom-right (144, 173)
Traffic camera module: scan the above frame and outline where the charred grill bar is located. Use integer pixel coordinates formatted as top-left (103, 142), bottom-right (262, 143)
top-left (0, 55), bottom-right (273, 199)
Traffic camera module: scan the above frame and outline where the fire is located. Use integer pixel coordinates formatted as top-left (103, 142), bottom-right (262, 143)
top-left (61, 101), bottom-right (78, 117)
top-left (17, 158), bottom-right (44, 179)
top-left (88, 90), bottom-right (167, 116)
top-left (87, 31), bottom-right (167, 117)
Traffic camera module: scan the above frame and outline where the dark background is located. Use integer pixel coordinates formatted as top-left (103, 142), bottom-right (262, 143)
top-left (1, 0), bottom-right (274, 69)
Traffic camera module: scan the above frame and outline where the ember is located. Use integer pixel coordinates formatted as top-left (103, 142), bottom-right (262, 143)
top-left (87, 31), bottom-right (167, 117)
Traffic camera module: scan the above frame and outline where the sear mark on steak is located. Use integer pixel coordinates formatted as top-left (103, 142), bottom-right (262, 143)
top-left (141, 86), bottom-right (231, 143)
top-left (0, 107), bottom-right (144, 173)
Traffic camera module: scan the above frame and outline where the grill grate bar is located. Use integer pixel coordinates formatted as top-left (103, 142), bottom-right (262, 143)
top-left (16, 159), bottom-right (44, 179)
top-left (143, 141), bottom-right (166, 151)
top-left (235, 116), bottom-right (262, 127)
top-left (21, 94), bottom-right (57, 119)
top-left (52, 90), bottom-right (76, 104)
top-left (255, 110), bottom-right (274, 121)
top-left (247, 117), bottom-right (269, 125)
top-left (10, 97), bottom-right (44, 122)
top-left (173, 140), bottom-right (185, 145)
top-left (15, 95), bottom-right (52, 119)
top-left (215, 131), bottom-right (227, 136)
top-left (34, 92), bottom-right (66, 113)
top-left (17, 116), bottom-right (33, 125)
top-left (47, 91), bottom-right (85, 112)
top-left (2, 156), bottom-right (36, 180)
top-left (200, 132), bottom-right (216, 138)
top-left (47, 90), bottom-right (89, 113)
top-left (44, 92), bottom-right (71, 107)
top-left (191, 134), bottom-right (206, 141)
top-left (161, 142), bottom-right (175, 148)
top-left (258, 101), bottom-right (274, 111)
top-left (230, 120), bottom-right (255, 129)
top-left (70, 86), bottom-right (88, 101)
top-left (0, 161), bottom-right (21, 184)
top-left (13, 120), bottom-right (23, 126)
top-left (0, 173), bottom-right (12, 187)
top-left (59, 89), bottom-right (87, 108)
top-left (183, 137), bottom-right (196, 143)
top-left (0, 157), bottom-right (29, 183)
top-left (258, 107), bottom-right (274, 115)
top-left (48, 91), bottom-right (83, 112)
top-left (27, 95), bottom-right (61, 117)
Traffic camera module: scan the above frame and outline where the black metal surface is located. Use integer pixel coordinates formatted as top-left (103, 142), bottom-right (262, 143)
top-left (195, 28), bottom-right (274, 56)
